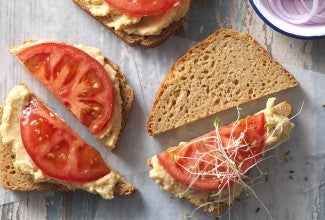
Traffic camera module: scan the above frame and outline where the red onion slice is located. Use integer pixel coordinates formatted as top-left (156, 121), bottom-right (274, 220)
top-left (266, 0), bottom-right (325, 25)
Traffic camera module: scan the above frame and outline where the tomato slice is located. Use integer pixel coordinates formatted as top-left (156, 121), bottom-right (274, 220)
top-left (16, 43), bottom-right (114, 134)
top-left (105, 0), bottom-right (181, 16)
top-left (20, 96), bottom-right (110, 183)
top-left (157, 113), bottom-right (266, 191)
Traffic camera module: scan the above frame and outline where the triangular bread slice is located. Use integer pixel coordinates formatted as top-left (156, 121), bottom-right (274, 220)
top-left (0, 84), bottom-right (135, 198)
top-left (9, 41), bottom-right (134, 151)
top-left (72, 0), bottom-right (189, 48)
top-left (147, 101), bottom-right (293, 215)
top-left (146, 29), bottom-right (298, 135)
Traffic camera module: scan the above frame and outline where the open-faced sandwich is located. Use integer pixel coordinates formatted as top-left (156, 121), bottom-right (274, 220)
top-left (73, 0), bottom-right (191, 47)
top-left (10, 41), bottom-right (133, 151)
top-left (0, 84), bottom-right (135, 199)
top-left (146, 29), bottom-right (298, 135)
top-left (148, 98), bottom-right (294, 214)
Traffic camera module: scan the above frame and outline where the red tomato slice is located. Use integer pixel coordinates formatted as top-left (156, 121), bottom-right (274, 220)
top-left (16, 42), bottom-right (114, 134)
top-left (105, 0), bottom-right (181, 16)
top-left (157, 113), bottom-right (266, 191)
top-left (219, 114), bottom-right (266, 171)
top-left (20, 96), bottom-right (110, 183)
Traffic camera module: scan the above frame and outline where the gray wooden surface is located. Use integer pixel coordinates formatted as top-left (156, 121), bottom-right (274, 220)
top-left (0, 0), bottom-right (324, 219)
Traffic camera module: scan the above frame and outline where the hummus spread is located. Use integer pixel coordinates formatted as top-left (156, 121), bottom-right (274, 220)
top-left (10, 41), bottom-right (123, 151)
top-left (261, 98), bottom-right (294, 149)
top-left (149, 156), bottom-right (243, 209)
top-left (84, 0), bottom-right (191, 35)
top-left (149, 98), bottom-right (294, 207)
top-left (0, 84), bottom-right (123, 199)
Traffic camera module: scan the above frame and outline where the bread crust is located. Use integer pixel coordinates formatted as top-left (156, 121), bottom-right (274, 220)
top-left (0, 88), bottom-right (135, 195)
top-left (147, 102), bottom-right (293, 215)
top-left (146, 29), bottom-right (299, 135)
top-left (72, 0), bottom-right (188, 48)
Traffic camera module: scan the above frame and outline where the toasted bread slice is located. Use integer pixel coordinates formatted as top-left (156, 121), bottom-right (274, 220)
top-left (72, 0), bottom-right (189, 48)
top-left (9, 41), bottom-right (134, 151)
top-left (146, 29), bottom-right (298, 135)
top-left (0, 84), bottom-right (135, 197)
top-left (148, 101), bottom-right (293, 215)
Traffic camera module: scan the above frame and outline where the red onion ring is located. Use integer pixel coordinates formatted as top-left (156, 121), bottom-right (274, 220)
top-left (267, 0), bottom-right (325, 25)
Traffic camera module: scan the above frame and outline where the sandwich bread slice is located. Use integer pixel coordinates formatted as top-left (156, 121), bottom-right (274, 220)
top-left (146, 29), bottom-right (298, 135)
top-left (148, 98), bottom-right (294, 214)
top-left (0, 84), bottom-right (135, 199)
top-left (73, 0), bottom-right (191, 48)
top-left (10, 40), bottom-right (133, 151)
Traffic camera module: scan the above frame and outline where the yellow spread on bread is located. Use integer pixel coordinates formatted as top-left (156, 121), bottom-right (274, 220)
top-left (85, 0), bottom-right (190, 35)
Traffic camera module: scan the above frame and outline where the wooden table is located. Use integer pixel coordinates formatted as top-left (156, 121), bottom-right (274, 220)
top-left (1, 0), bottom-right (324, 219)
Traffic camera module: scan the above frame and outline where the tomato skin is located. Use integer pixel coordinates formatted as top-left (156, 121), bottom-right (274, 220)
top-left (16, 42), bottom-right (114, 135)
top-left (157, 113), bottom-right (266, 191)
top-left (104, 0), bottom-right (181, 16)
top-left (20, 96), bottom-right (110, 183)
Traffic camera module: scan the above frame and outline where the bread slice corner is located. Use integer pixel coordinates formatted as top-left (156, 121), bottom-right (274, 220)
top-left (72, 0), bottom-right (187, 48)
top-left (146, 29), bottom-right (299, 135)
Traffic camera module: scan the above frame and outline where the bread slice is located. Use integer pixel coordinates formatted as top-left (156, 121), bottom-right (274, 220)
top-left (146, 29), bottom-right (298, 135)
top-left (0, 85), bottom-right (135, 197)
top-left (9, 41), bottom-right (134, 151)
top-left (72, 0), bottom-right (189, 48)
top-left (147, 101), bottom-right (293, 215)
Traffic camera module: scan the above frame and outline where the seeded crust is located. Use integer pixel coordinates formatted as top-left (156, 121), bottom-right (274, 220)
top-left (0, 94), bottom-right (135, 196)
top-left (72, 0), bottom-right (187, 48)
top-left (9, 41), bottom-right (134, 151)
top-left (146, 29), bottom-right (299, 135)
top-left (147, 102), bottom-right (293, 215)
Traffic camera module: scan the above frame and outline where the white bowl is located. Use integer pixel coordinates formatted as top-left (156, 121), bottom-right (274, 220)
top-left (249, 0), bottom-right (325, 39)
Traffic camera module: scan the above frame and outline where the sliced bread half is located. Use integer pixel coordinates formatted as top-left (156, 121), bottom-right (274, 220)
top-left (147, 100), bottom-right (293, 215)
top-left (0, 84), bottom-right (135, 197)
top-left (9, 41), bottom-right (134, 151)
top-left (146, 29), bottom-right (298, 135)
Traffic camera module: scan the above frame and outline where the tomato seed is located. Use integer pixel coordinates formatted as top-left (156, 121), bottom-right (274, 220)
top-left (58, 154), bottom-right (67, 161)
top-left (93, 106), bottom-right (100, 111)
top-left (92, 82), bottom-right (99, 88)
top-left (34, 129), bottom-right (41, 135)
